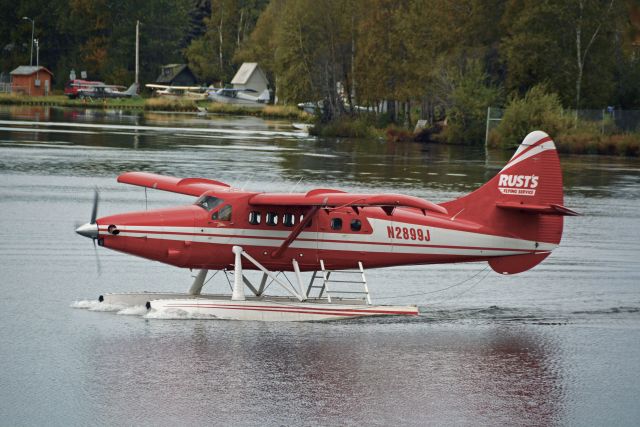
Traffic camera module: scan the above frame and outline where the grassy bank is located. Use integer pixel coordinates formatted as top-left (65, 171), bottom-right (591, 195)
top-left (492, 126), bottom-right (640, 157)
top-left (312, 111), bottom-right (639, 157)
top-left (310, 113), bottom-right (442, 144)
top-left (309, 115), bottom-right (383, 139)
top-left (553, 131), bottom-right (640, 157)
top-left (0, 93), bottom-right (312, 121)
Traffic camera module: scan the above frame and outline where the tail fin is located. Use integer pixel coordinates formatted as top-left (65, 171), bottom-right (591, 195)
top-left (258, 89), bottom-right (271, 103)
top-left (440, 131), bottom-right (578, 274)
top-left (124, 83), bottom-right (139, 97)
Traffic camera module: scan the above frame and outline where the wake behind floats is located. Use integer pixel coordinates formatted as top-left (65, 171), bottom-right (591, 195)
top-left (76, 131), bottom-right (578, 321)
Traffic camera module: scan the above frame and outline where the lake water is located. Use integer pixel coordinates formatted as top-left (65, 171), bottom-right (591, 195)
top-left (0, 105), bottom-right (639, 426)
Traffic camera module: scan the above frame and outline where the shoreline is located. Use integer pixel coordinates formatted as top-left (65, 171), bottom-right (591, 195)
top-left (311, 116), bottom-right (639, 158)
top-left (2, 95), bottom-right (637, 157)
top-left (0, 94), bottom-right (313, 121)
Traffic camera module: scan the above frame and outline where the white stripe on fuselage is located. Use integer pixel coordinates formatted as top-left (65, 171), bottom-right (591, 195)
top-left (99, 218), bottom-right (556, 257)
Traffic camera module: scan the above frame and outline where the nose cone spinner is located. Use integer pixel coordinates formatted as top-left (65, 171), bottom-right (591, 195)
top-left (76, 222), bottom-right (99, 239)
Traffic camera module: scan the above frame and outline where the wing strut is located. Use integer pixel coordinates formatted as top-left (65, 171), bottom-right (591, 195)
top-left (271, 206), bottom-right (320, 259)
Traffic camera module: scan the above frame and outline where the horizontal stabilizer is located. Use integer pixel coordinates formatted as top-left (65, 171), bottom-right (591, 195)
top-left (117, 172), bottom-right (230, 197)
top-left (496, 202), bottom-right (580, 216)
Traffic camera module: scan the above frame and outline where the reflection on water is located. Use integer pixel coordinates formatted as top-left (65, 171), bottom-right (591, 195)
top-left (85, 320), bottom-right (562, 426)
top-left (0, 105), bottom-right (639, 425)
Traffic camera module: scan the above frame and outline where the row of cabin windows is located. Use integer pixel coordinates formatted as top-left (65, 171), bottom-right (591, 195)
top-left (248, 211), bottom-right (362, 231)
top-left (248, 211), bottom-right (300, 227)
top-left (196, 197), bottom-right (363, 231)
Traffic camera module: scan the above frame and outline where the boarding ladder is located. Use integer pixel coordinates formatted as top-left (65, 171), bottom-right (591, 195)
top-left (306, 260), bottom-right (371, 304)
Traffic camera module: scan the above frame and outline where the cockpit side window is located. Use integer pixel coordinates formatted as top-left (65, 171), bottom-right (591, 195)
top-left (212, 204), bottom-right (232, 221)
top-left (196, 195), bottom-right (224, 212)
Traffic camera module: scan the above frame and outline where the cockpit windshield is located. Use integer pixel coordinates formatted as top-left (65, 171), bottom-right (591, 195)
top-left (195, 195), bottom-right (224, 211)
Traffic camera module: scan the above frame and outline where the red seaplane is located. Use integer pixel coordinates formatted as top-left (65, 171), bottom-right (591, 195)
top-left (76, 131), bottom-right (578, 321)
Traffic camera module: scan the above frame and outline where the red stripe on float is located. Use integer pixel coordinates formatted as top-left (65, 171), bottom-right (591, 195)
top-left (163, 303), bottom-right (418, 317)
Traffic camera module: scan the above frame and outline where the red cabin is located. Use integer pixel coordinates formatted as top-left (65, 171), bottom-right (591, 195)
top-left (10, 66), bottom-right (53, 96)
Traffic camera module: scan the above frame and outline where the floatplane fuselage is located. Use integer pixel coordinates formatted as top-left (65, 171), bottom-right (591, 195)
top-left (76, 131), bottom-right (578, 321)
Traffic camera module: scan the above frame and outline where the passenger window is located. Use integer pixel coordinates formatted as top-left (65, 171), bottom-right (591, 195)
top-left (266, 212), bottom-right (278, 226)
top-left (330, 218), bottom-right (342, 230)
top-left (212, 205), bottom-right (232, 221)
top-left (248, 211), bottom-right (261, 225)
top-left (300, 214), bottom-right (312, 228)
top-left (351, 219), bottom-right (362, 231)
top-left (283, 213), bottom-right (295, 227)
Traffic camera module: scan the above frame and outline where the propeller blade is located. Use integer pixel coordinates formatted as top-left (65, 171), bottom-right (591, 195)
top-left (90, 188), bottom-right (99, 224)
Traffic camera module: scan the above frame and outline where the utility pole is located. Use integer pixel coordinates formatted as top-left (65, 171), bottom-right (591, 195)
top-left (135, 20), bottom-right (140, 88)
top-left (22, 17), bottom-right (34, 66)
top-left (34, 38), bottom-right (39, 95)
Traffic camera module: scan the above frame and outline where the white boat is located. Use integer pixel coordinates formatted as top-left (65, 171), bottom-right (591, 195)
top-left (292, 122), bottom-right (312, 132)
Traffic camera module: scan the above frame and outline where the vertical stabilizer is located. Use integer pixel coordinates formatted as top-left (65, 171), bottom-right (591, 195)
top-left (440, 131), bottom-right (576, 274)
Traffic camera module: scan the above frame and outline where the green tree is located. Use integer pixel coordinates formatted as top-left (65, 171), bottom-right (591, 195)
top-left (502, 0), bottom-right (624, 109)
top-left (185, 0), bottom-right (267, 84)
top-left (236, 0), bottom-right (354, 114)
top-left (439, 59), bottom-right (502, 144)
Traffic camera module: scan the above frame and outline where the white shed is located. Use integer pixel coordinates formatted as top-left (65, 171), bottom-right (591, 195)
top-left (230, 63), bottom-right (269, 94)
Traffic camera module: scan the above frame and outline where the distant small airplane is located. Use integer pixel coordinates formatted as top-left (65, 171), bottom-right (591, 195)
top-left (65, 79), bottom-right (138, 99)
top-left (145, 83), bottom-right (209, 100)
top-left (76, 131), bottom-right (578, 321)
top-left (207, 87), bottom-right (270, 106)
top-left (64, 79), bottom-right (102, 99)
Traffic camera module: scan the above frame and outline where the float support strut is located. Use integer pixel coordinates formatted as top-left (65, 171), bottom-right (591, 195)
top-left (231, 246), bottom-right (245, 301)
top-left (188, 269), bottom-right (209, 295)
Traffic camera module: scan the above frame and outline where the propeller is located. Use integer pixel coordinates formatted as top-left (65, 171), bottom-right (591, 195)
top-left (76, 188), bottom-right (101, 275)
top-left (90, 188), bottom-right (99, 224)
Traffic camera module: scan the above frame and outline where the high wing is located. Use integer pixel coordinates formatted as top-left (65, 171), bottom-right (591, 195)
top-left (210, 88), bottom-right (257, 93)
top-left (249, 190), bottom-right (448, 215)
top-left (71, 82), bottom-right (124, 89)
top-left (117, 173), bottom-right (446, 214)
top-left (146, 84), bottom-right (205, 91)
top-left (117, 172), bottom-right (231, 197)
top-left (71, 82), bottom-right (105, 87)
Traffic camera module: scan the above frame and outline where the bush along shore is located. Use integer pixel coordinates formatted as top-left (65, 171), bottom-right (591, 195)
top-left (311, 87), bottom-right (639, 158)
top-left (0, 94), bottom-right (313, 121)
top-left (487, 86), bottom-right (639, 157)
